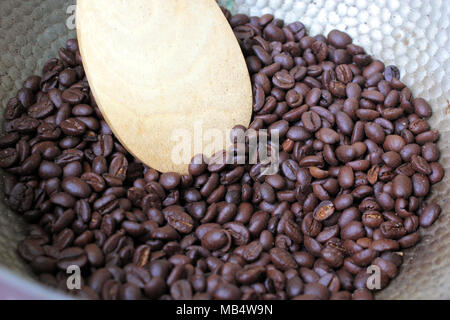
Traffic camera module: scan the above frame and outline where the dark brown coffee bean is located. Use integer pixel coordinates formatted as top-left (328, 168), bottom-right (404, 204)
top-left (23, 76), bottom-right (41, 91)
top-left (287, 126), bottom-right (312, 141)
top-left (329, 80), bottom-right (347, 97)
top-left (364, 122), bottom-right (385, 145)
top-left (273, 70), bottom-right (295, 90)
top-left (410, 155), bottom-right (432, 175)
top-left (0, 148), bottom-right (18, 168)
top-left (241, 241), bottom-right (263, 263)
top-left (328, 30), bottom-right (352, 49)
top-left (85, 243), bottom-right (105, 267)
top-left (50, 192), bottom-right (76, 208)
top-left (284, 219), bottom-right (303, 244)
top-left (4, 98), bottom-right (24, 120)
top-left (62, 177), bottom-right (92, 198)
top-left (28, 98), bottom-right (54, 119)
top-left (413, 98), bottom-right (432, 118)
top-left (0, 133), bottom-right (20, 149)
top-left (214, 283), bottom-right (241, 300)
top-left (163, 206), bottom-right (194, 234)
top-left (264, 23), bottom-right (285, 42)
top-left (10, 116), bottom-right (41, 133)
top-left (170, 279), bottom-right (193, 300)
top-left (336, 111), bottom-right (354, 135)
top-left (81, 172), bottom-right (105, 192)
top-left (384, 135), bottom-right (406, 152)
top-left (421, 142), bottom-right (439, 162)
top-left (420, 203), bottom-right (441, 228)
top-left (30, 256), bottom-right (57, 274)
top-left (316, 128), bottom-right (340, 144)
top-left (201, 229), bottom-right (231, 252)
top-left (380, 221), bottom-right (406, 239)
top-left (57, 247), bottom-right (87, 270)
top-left (392, 174), bottom-right (413, 198)
top-left (313, 201), bottom-right (335, 221)
top-left (60, 118), bottom-right (86, 136)
top-left (429, 162), bottom-right (444, 184)
top-left (268, 120), bottom-right (289, 138)
top-left (321, 247), bottom-right (344, 268)
top-left (341, 221), bottom-right (365, 240)
top-left (336, 64), bottom-right (353, 84)
top-left (270, 248), bottom-right (297, 271)
top-left (412, 173), bottom-right (430, 197)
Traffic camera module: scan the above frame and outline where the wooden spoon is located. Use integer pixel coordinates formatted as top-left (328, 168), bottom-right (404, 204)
top-left (77, 0), bottom-right (252, 174)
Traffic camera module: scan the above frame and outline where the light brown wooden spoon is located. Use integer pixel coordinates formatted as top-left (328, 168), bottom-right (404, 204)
top-left (77, 0), bottom-right (252, 174)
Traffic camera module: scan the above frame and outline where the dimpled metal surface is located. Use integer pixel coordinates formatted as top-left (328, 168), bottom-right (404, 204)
top-left (0, 0), bottom-right (449, 299)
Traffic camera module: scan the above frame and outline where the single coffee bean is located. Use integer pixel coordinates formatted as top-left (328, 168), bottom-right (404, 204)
top-left (62, 177), bottom-right (92, 198)
top-left (313, 201), bottom-right (335, 221)
top-left (201, 229), bottom-right (231, 252)
top-left (392, 174), bottom-right (413, 198)
top-left (269, 248), bottom-right (297, 271)
top-left (420, 203), bottom-right (441, 228)
top-left (163, 206), bottom-right (194, 234)
top-left (328, 29), bottom-right (352, 49)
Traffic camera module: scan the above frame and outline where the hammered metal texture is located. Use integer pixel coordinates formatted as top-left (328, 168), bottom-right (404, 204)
top-left (0, 0), bottom-right (76, 282)
top-left (0, 0), bottom-right (449, 299)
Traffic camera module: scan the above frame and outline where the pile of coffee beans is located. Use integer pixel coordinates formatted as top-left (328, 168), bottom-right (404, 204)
top-left (0, 8), bottom-right (444, 300)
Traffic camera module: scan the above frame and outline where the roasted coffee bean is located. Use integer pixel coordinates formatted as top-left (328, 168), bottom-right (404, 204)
top-left (380, 221), bottom-right (407, 239)
top-left (0, 132), bottom-right (20, 149)
top-left (57, 247), bottom-right (87, 270)
top-left (302, 111), bottom-right (322, 132)
top-left (214, 283), bottom-right (241, 300)
top-left (313, 201), bottom-right (335, 222)
top-left (420, 203), bottom-right (441, 228)
top-left (341, 221), bottom-right (365, 240)
top-left (62, 177), bottom-right (92, 198)
top-left (30, 256), bottom-right (57, 274)
top-left (170, 280), bottom-right (193, 300)
top-left (0, 148), bottom-right (18, 168)
top-left (413, 98), bottom-right (432, 118)
top-left (270, 248), bottom-right (297, 271)
top-left (60, 118), bottom-right (86, 136)
top-left (392, 174), bottom-right (413, 198)
top-left (328, 29), bottom-right (352, 49)
top-left (410, 155), bottom-right (432, 175)
top-left (315, 128), bottom-right (340, 144)
top-left (421, 142), bottom-right (439, 162)
top-left (28, 98), bottom-right (55, 119)
top-left (159, 172), bottom-right (181, 190)
top-left (85, 243), bottom-right (105, 267)
top-left (336, 64), bottom-right (353, 84)
top-left (201, 229), bottom-right (231, 252)
top-left (284, 219), bottom-right (303, 244)
top-left (241, 241), bottom-right (263, 262)
top-left (429, 162), bottom-right (444, 184)
top-left (273, 70), bottom-right (295, 90)
top-left (50, 192), bottom-right (76, 208)
top-left (224, 222), bottom-right (250, 246)
top-left (321, 247), bottom-right (344, 268)
top-left (80, 172), bottom-right (105, 192)
top-left (163, 206), bottom-right (194, 234)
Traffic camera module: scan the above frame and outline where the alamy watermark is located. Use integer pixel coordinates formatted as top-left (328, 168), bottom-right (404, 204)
top-left (66, 265), bottom-right (81, 290)
top-left (66, 4), bottom-right (76, 30)
top-left (366, 265), bottom-right (382, 290)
